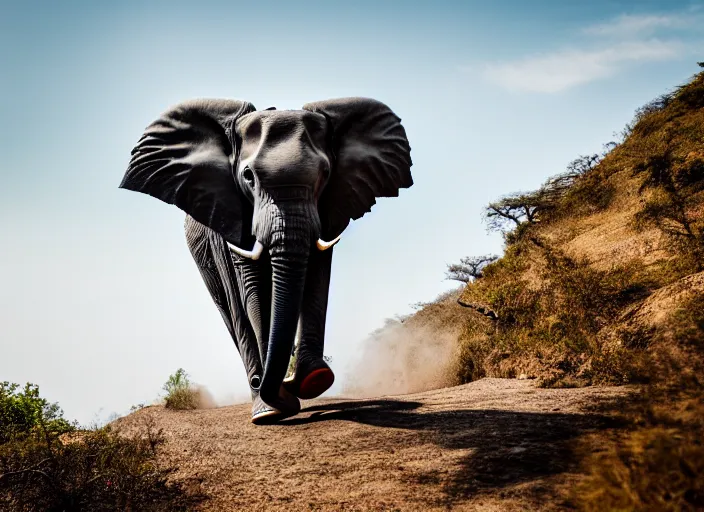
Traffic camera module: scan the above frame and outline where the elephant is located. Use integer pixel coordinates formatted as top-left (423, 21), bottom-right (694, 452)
top-left (119, 97), bottom-right (413, 424)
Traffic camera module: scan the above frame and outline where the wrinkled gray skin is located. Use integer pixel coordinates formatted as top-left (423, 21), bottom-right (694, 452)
top-left (120, 98), bottom-right (412, 419)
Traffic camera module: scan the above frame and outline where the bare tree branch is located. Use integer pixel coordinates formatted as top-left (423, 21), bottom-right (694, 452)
top-left (457, 298), bottom-right (498, 320)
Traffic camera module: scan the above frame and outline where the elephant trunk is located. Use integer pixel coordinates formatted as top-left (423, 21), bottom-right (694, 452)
top-left (254, 188), bottom-right (318, 404)
top-left (258, 250), bottom-right (308, 403)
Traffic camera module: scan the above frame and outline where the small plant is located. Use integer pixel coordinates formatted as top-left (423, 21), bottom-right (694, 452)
top-left (130, 402), bottom-right (146, 412)
top-left (287, 348), bottom-right (333, 378)
top-left (162, 369), bottom-right (199, 410)
top-left (286, 351), bottom-right (297, 379)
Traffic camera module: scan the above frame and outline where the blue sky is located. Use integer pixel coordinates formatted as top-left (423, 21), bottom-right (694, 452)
top-left (1, 0), bottom-right (702, 424)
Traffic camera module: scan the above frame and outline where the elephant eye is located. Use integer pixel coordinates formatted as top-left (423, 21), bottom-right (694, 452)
top-left (242, 167), bottom-right (255, 187)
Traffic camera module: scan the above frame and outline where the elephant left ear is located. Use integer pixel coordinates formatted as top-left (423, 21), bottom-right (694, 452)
top-left (119, 99), bottom-right (256, 246)
top-left (302, 97), bottom-right (413, 239)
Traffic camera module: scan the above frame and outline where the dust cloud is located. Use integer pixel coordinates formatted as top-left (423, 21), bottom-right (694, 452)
top-left (194, 289), bottom-right (465, 405)
top-left (195, 385), bottom-right (218, 409)
top-left (341, 317), bottom-right (458, 398)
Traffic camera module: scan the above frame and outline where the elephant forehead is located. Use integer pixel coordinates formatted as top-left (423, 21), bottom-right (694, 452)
top-left (236, 110), bottom-right (330, 184)
top-left (236, 109), bottom-right (327, 133)
top-left (237, 110), bottom-right (327, 154)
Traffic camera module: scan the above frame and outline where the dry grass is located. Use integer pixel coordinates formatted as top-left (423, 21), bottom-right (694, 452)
top-left (573, 424), bottom-right (704, 511)
top-left (452, 239), bottom-right (652, 388)
top-left (0, 405), bottom-right (202, 511)
top-left (570, 293), bottom-right (704, 511)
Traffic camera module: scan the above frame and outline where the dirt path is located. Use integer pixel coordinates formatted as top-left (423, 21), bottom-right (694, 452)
top-left (115, 379), bottom-right (629, 511)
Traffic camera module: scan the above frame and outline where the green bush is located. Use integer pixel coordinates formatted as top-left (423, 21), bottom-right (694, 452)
top-left (162, 369), bottom-right (199, 410)
top-left (0, 382), bottom-right (74, 444)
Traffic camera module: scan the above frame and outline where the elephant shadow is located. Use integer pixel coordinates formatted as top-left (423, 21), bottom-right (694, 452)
top-left (282, 397), bottom-right (622, 506)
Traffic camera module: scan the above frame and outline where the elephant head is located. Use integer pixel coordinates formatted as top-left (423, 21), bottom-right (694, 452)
top-left (120, 97), bottom-right (412, 406)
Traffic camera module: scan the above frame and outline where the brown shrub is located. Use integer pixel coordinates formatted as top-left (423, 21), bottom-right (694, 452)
top-left (456, 239), bottom-right (650, 387)
top-left (162, 369), bottom-right (200, 410)
top-left (164, 387), bottom-right (199, 411)
top-left (0, 417), bottom-right (202, 511)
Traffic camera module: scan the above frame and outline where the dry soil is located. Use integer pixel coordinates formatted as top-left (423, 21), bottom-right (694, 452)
top-left (115, 378), bottom-right (630, 511)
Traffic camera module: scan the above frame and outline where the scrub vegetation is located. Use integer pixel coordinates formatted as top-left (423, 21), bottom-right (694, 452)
top-left (0, 381), bottom-right (202, 511)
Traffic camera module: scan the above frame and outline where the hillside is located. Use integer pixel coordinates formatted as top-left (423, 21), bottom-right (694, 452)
top-left (398, 65), bottom-right (704, 391)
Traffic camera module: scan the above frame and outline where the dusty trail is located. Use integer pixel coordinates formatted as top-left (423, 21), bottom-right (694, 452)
top-left (115, 379), bottom-right (629, 511)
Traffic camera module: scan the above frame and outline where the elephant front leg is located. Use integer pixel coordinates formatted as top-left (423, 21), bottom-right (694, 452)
top-left (283, 248), bottom-right (335, 399)
top-left (232, 255), bottom-right (272, 371)
top-left (185, 216), bottom-right (298, 423)
top-left (184, 216), bottom-right (263, 396)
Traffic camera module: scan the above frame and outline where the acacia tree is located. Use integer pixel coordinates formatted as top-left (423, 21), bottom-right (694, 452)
top-left (484, 189), bottom-right (551, 232)
top-left (542, 153), bottom-right (603, 198)
top-left (446, 254), bottom-right (499, 283)
top-left (485, 151), bottom-right (609, 235)
top-left (567, 153), bottom-right (602, 176)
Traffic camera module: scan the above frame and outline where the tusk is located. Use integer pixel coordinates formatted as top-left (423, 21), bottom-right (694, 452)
top-left (227, 240), bottom-right (265, 260)
top-left (316, 235), bottom-right (342, 251)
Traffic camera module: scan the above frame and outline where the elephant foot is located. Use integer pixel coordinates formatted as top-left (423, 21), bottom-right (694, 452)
top-left (283, 357), bottom-right (335, 399)
top-left (251, 387), bottom-right (300, 425)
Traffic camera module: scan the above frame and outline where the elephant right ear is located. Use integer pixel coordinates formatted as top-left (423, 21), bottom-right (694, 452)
top-left (119, 99), bottom-right (256, 246)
